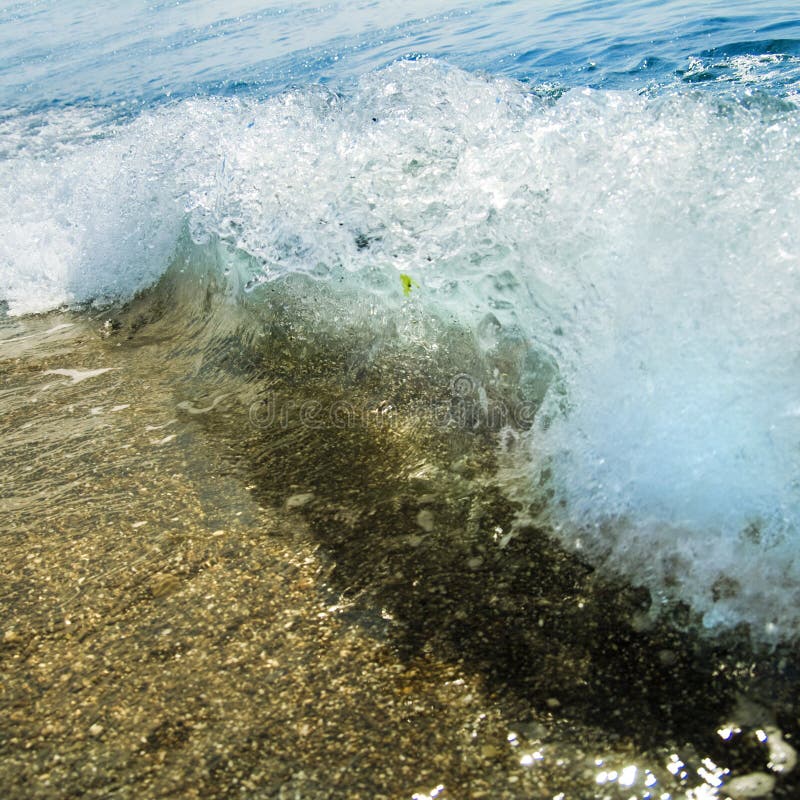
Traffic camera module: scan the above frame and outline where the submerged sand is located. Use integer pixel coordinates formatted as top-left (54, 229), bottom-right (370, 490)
top-left (1, 285), bottom-right (798, 799)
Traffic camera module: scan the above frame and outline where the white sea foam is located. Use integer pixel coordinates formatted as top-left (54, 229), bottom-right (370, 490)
top-left (3, 60), bottom-right (800, 638)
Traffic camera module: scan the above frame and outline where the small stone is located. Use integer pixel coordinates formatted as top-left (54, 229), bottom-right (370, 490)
top-left (467, 556), bottom-right (483, 570)
top-left (450, 457), bottom-right (469, 474)
top-left (724, 772), bottom-right (776, 798)
top-left (481, 744), bottom-right (501, 759)
top-left (89, 723), bottom-right (104, 738)
top-left (149, 573), bottom-right (181, 599)
top-left (415, 509), bottom-right (435, 532)
top-left (515, 721), bottom-right (548, 739)
top-left (286, 493), bottom-right (315, 510)
top-left (3, 629), bottom-right (19, 643)
top-left (658, 649), bottom-right (678, 667)
top-left (765, 726), bottom-right (797, 774)
top-left (630, 610), bottom-right (654, 632)
top-left (546, 697), bottom-right (561, 709)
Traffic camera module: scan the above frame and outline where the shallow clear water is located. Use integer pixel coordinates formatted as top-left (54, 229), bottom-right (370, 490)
top-left (3, 2), bottom-right (800, 797)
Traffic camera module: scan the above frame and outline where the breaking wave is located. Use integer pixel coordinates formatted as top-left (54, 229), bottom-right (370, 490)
top-left (3, 59), bottom-right (800, 640)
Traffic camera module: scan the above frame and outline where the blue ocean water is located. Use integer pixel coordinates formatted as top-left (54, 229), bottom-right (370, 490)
top-left (2, 0), bottom-right (800, 109)
top-left (2, 0), bottom-right (800, 640)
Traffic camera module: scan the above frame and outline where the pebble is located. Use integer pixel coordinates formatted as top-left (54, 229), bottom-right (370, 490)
top-left (89, 724), bottom-right (104, 738)
top-left (658, 649), bottom-right (678, 666)
top-left (285, 493), bottom-right (315, 510)
top-left (149, 573), bottom-right (181, 598)
top-left (724, 772), bottom-right (775, 798)
top-left (765, 726), bottom-right (797, 774)
top-left (415, 509), bottom-right (435, 532)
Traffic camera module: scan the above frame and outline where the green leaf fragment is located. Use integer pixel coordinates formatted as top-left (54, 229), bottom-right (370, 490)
top-left (400, 274), bottom-right (420, 296)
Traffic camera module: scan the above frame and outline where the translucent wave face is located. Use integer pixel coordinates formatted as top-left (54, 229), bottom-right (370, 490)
top-left (3, 59), bottom-right (800, 639)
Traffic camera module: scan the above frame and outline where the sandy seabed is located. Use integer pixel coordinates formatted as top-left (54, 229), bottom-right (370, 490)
top-left (1, 276), bottom-right (798, 800)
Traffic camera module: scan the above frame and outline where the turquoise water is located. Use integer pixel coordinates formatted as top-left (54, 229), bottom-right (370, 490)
top-left (3, 1), bottom-right (800, 642)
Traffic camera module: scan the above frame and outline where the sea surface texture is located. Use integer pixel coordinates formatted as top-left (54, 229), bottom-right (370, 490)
top-left (2, 2), bottom-right (800, 798)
